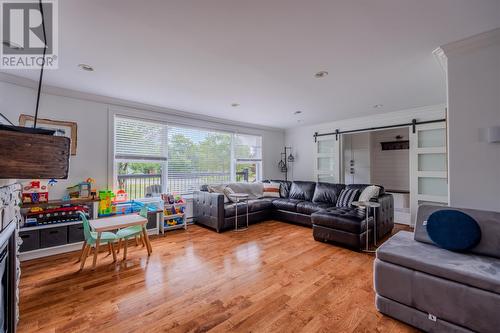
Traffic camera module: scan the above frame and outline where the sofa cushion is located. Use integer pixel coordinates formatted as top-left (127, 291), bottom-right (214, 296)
top-left (377, 231), bottom-right (500, 294)
top-left (312, 182), bottom-right (345, 205)
top-left (311, 208), bottom-right (371, 234)
top-left (296, 201), bottom-right (334, 215)
top-left (262, 183), bottom-right (280, 198)
top-left (263, 180), bottom-right (291, 198)
top-left (224, 199), bottom-right (274, 217)
top-left (427, 210), bottom-right (481, 251)
top-left (415, 205), bottom-right (500, 259)
top-left (272, 198), bottom-right (304, 212)
top-left (336, 188), bottom-right (359, 207)
top-left (289, 181), bottom-right (316, 201)
top-left (226, 182), bottom-right (263, 199)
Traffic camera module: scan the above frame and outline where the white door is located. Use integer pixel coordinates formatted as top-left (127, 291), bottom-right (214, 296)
top-left (343, 133), bottom-right (371, 185)
top-left (315, 136), bottom-right (341, 183)
top-left (409, 122), bottom-right (448, 226)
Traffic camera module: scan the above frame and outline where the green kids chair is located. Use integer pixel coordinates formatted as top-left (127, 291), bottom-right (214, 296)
top-left (78, 212), bottom-right (118, 270)
top-left (115, 205), bottom-right (149, 260)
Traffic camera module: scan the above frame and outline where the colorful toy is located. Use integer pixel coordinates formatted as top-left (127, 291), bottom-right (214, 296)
top-left (22, 180), bottom-right (49, 204)
top-left (98, 190), bottom-right (115, 216)
top-left (67, 182), bottom-right (91, 199)
top-left (113, 189), bottom-right (128, 203)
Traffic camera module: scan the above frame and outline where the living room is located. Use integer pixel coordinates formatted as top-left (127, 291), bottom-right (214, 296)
top-left (0, 1), bottom-right (499, 332)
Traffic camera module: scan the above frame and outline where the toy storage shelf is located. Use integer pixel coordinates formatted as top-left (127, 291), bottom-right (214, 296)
top-left (162, 201), bottom-right (187, 233)
top-left (20, 220), bottom-right (82, 231)
top-left (21, 198), bottom-right (100, 208)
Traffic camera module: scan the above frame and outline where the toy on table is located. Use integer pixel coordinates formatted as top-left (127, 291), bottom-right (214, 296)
top-left (113, 189), bottom-right (128, 203)
top-left (22, 180), bottom-right (49, 204)
top-left (98, 190), bottom-right (115, 216)
top-left (67, 181), bottom-right (91, 199)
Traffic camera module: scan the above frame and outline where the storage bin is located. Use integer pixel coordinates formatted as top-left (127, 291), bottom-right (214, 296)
top-left (40, 226), bottom-right (68, 248)
top-left (19, 230), bottom-right (40, 252)
top-left (68, 223), bottom-right (85, 243)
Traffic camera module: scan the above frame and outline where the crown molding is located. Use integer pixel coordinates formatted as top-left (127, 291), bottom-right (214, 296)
top-left (439, 27), bottom-right (500, 57)
top-left (432, 47), bottom-right (448, 75)
top-left (0, 72), bottom-right (284, 133)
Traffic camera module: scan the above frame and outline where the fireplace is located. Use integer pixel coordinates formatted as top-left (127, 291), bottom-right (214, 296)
top-left (0, 182), bottom-right (21, 333)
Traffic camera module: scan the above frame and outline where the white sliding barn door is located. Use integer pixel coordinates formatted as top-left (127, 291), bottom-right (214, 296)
top-left (409, 122), bottom-right (449, 226)
top-left (314, 136), bottom-right (341, 183)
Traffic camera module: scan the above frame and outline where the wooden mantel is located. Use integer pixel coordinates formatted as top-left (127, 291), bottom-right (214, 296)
top-left (0, 130), bottom-right (70, 179)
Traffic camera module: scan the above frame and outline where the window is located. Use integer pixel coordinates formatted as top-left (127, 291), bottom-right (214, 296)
top-left (168, 125), bottom-right (232, 194)
top-left (234, 134), bottom-right (262, 183)
top-left (114, 116), bottom-right (263, 198)
top-left (114, 117), bottom-right (167, 199)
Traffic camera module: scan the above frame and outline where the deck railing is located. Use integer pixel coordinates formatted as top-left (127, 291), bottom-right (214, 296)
top-left (118, 172), bottom-right (241, 199)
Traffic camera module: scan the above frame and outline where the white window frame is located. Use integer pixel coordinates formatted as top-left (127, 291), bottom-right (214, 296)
top-left (109, 109), bottom-right (265, 198)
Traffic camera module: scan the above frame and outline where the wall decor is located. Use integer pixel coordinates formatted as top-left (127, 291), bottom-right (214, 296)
top-left (19, 115), bottom-right (78, 155)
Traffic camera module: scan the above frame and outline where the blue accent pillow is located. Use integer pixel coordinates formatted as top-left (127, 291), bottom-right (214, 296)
top-left (426, 210), bottom-right (481, 251)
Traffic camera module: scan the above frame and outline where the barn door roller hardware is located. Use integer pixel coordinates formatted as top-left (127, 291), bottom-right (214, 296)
top-left (312, 118), bottom-right (446, 142)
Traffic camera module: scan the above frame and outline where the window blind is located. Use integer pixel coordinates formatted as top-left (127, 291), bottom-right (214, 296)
top-left (234, 134), bottom-right (262, 162)
top-left (115, 116), bottom-right (167, 161)
top-left (167, 125), bottom-right (232, 194)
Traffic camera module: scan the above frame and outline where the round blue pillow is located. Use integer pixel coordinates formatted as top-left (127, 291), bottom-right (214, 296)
top-left (426, 210), bottom-right (481, 251)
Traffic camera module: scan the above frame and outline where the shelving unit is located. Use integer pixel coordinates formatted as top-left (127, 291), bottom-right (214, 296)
top-left (18, 198), bottom-right (161, 260)
top-left (161, 202), bottom-right (188, 233)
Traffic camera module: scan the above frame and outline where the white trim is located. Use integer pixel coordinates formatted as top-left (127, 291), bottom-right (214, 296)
top-left (20, 242), bottom-right (84, 261)
top-left (432, 47), bottom-right (448, 75)
top-left (439, 27), bottom-right (500, 57)
top-left (0, 72), bottom-right (283, 133)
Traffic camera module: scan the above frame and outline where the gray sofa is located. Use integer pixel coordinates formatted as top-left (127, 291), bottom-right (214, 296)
top-left (374, 204), bottom-right (500, 333)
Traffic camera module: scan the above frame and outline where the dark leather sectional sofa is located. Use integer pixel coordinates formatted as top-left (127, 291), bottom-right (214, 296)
top-left (193, 180), bottom-right (394, 250)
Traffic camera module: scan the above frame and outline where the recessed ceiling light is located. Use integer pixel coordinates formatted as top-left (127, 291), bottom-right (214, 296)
top-left (293, 111), bottom-right (302, 115)
top-left (2, 40), bottom-right (23, 50)
top-left (314, 71), bottom-right (328, 78)
top-left (78, 63), bottom-right (94, 72)
top-left (231, 103), bottom-right (240, 107)
top-left (373, 104), bottom-right (384, 109)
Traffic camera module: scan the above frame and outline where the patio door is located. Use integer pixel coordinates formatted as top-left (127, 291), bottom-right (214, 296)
top-left (409, 122), bottom-right (449, 226)
top-left (314, 136), bottom-right (341, 183)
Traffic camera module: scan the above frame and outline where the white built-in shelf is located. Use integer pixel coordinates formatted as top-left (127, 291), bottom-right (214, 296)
top-left (19, 220), bottom-right (82, 231)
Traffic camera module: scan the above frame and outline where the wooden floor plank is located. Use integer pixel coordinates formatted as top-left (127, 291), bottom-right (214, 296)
top-left (18, 221), bottom-right (417, 333)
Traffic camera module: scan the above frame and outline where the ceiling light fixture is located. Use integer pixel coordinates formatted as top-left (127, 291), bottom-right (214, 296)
top-left (231, 103), bottom-right (240, 107)
top-left (2, 40), bottom-right (23, 50)
top-left (373, 104), bottom-right (384, 109)
top-left (293, 111), bottom-right (302, 115)
top-left (78, 63), bottom-right (94, 72)
top-left (314, 71), bottom-right (328, 78)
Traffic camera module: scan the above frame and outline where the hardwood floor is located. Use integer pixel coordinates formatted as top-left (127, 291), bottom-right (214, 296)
top-left (18, 221), bottom-right (417, 333)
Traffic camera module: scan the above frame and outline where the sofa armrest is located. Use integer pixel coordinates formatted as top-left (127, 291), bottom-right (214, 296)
top-left (193, 190), bottom-right (225, 232)
top-left (372, 193), bottom-right (394, 239)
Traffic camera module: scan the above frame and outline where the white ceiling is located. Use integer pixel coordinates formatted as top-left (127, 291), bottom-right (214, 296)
top-left (2, 0), bottom-right (500, 128)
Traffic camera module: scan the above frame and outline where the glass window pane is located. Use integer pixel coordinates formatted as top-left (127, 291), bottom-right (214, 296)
top-left (116, 161), bottom-right (163, 200)
top-left (318, 157), bottom-right (334, 171)
top-left (235, 134), bottom-right (262, 159)
top-left (418, 177), bottom-right (448, 197)
top-left (418, 154), bottom-right (446, 171)
top-left (318, 139), bottom-right (336, 154)
top-left (236, 162), bottom-right (260, 183)
top-left (168, 126), bottom-right (232, 194)
top-left (318, 174), bottom-right (336, 183)
top-left (418, 128), bottom-right (445, 148)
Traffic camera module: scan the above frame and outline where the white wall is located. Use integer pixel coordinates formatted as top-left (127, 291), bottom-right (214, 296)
top-left (0, 80), bottom-right (285, 199)
top-left (370, 128), bottom-right (409, 191)
top-left (444, 28), bottom-right (500, 212)
top-left (285, 104), bottom-right (445, 181)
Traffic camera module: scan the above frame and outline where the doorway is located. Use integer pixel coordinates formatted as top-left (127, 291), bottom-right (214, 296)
top-left (342, 127), bottom-right (411, 225)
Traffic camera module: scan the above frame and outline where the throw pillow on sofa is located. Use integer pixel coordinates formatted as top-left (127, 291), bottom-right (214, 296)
top-left (208, 184), bottom-right (230, 203)
top-left (263, 183), bottom-right (280, 198)
top-left (426, 210), bottom-right (481, 251)
top-left (358, 185), bottom-right (380, 202)
top-left (336, 188), bottom-right (359, 207)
